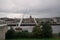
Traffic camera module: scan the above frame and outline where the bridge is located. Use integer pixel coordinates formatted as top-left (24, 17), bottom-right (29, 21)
top-left (7, 23), bottom-right (36, 26)
top-left (7, 23), bottom-right (60, 26)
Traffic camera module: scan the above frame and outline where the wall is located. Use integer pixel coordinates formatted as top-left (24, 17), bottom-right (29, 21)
top-left (0, 26), bottom-right (8, 40)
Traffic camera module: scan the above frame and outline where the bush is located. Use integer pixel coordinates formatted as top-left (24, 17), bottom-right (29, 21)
top-left (5, 28), bottom-right (15, 39)
top-left (42, 22), bottom-right (52, 38)
top-left (6, 29), bottom-right (33, 39)
top-left (32, 25), bottom-right (42, 38)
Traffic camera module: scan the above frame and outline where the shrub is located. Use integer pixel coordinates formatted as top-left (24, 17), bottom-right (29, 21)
top-left (42, 22), bottom-right (52, 38)
top-left (32, 25), bottom-right (42, 38)
top-left (5, 28), bottom-right (15, 39)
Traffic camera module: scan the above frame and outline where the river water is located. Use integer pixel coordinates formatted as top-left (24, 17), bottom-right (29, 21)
top-left (52, 25), bottom-right (60, 33)
top-left (8, 25), bottom-right (60, 33)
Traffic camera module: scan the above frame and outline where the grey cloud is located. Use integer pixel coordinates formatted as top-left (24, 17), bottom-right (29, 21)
top-left (0, 0), bottom-right (60, 18)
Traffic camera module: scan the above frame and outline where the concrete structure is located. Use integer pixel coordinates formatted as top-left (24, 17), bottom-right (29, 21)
top-left (0, 24), bottom-right (7, 40)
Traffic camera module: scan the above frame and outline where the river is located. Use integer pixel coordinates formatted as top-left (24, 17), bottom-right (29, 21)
top-left (8, 25), bottom-right (60, 33)
top-left (52, 25), bottom-right (60, 33)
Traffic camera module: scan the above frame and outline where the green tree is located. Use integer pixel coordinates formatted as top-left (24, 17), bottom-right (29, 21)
top-left (42, 22), bottom-right (52, 38)
top-left (5, 28), bottom-right (15, 39)
top-left (32, 25), bottom-right (42, 38)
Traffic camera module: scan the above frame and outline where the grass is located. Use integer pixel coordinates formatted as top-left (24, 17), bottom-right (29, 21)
top-left (6, 38), bottom-right (60, 40)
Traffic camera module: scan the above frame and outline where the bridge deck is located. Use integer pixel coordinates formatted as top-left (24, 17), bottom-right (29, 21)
top-left (8, 23), bottom-right (36, 26)
top-left (7, 23), bottom-right (60, 26)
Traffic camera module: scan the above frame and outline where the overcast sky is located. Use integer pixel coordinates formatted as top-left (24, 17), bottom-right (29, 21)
top-left (0, 0), bottom-right (60, 18)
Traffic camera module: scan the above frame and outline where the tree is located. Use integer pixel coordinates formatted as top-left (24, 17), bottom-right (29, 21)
top-left (42, 22), bottom-right (52, 38)
top-left (32, 25), bottom-right (42, 38)
top-left (5, 28), bottom-right (15, 39)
